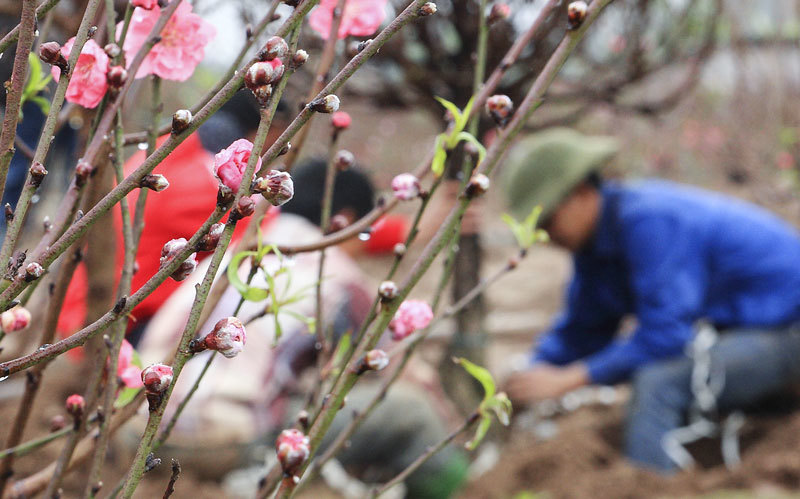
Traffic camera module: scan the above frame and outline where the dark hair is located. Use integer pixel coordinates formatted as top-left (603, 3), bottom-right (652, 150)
top-left (282, 158), bottom-right (375, 227)
top-left (197, 90), bottom-right (291, 153)
top-left (583, 171), bottom-right (603, 189)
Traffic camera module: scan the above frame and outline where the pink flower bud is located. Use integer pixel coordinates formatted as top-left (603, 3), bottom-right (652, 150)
top-left (486, 94), bottom-right (513, 127)
top-left (198, 223), bottom-right (224, 252)
top-left (107, 66), bottom-right (127, 88)
top-left (419, 2), bottom-right (438, 15)
top-left (213, 139), bottom-right (262, 192)
top-left (65, 394), bottom-right (85, 417)
top-left (104, 43), bottom-right (121, 59)
top-left (141, 363), bottom-right (173, 394)
top-left (391, 173), bottom-right (421, 201)
top-left (333, 150), bottom-right (354, 171)
top-left (139, 173), bottom-right (169, 192)
top-left (1, 306), bottom-right (31, 333)
top-left (233, 196), bottom-right (256, 219)
top-left (172, 109), bottom-right (192, 134)
top-left (39, 41), bottom-right (67, 70)
top-left (567, 1), bottom-right (587, 30)
top-left (389, 300), bottom-right (433, 341)
top-left (291, 49), bottom-right (309, 69)
top-left (310, 94), bottom-right (340, 114)
top-left (24, 262), bottom-right (44, 282)
top-left (331, 111), bottom-right (351, 130)
top-left (365, 349), bottom-right (389, 371)
top-left (245, 62), bottom-right (275, 90)
top-left (131, 0), bottom-right (158, 9)
top-left (260, 36), bottom-right (288, 61)
top-left (275, 429), bottom-right (310, 477)
top-left (203, 317), bottom-right (246, 358)
top-left (488, 3), bottom-right (511, 24)
top-left (378, 280), bottom-right (398, 300)
top-left (29, 162), bottom-right (47, 186)
top-left (254, 170), bottom-right (294, 206)
top-left (465, 173), bottom-right (490, 198)
top-left (159, 238), bottom-right (198, 281)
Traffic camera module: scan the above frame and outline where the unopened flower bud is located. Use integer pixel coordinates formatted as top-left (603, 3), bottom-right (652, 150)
top-left (291, 49), bottom-right (309, 69)
top-left (488, 3), bottom-right (511, 24)
top-left (297, 410), bottom-right (310, 430)
top-left (50, 414), bottom-right (67, 432)
top-left (465, 173), bottom-right (490, 198)
top-left (254, 170), bottom-right (294, 206)
top-left (104, 43), bottom-right (121, 59)
top-left (29, 161), bottom-right (47, 186)
top-left (310, 94), bottom-right (340, 114)
top-left (24, 262), bottom-right (44, 282)
top-left (486, 94), bottom-right (513, 127)
top-left (356, 39), bottom-right (372, 53)
top-left (1, 306), bottom-right (31, 333)
top-left (364, 349), bottom-right (389, 371)
top-left (393, 243), bottom-right (406, 257)
top-left (233, 196), bottom-right (256, 219)
top-left (331, 111), bottom-right (351, 130)
top-left (567, 1), bottom-right (587, 30)
top-left (378, 280), bottom-right (398, 300)
top-left (107, 66), bottom-right (127, 88)
top-left (333, 149), bottom-right (354, 171)
top-left (75, 159), bottom-right (93, 186)
top-left (139, 174), bottom-right (169, 192)
top-left (203, 317), bottom-right (246, 358)
top-left (171, 109), bottom-right (192, 134)
top-left (276, 429), bottom-right (310, 478)
top-left (245, 62), bottom-right (275, 89)
top-left (419, 2), bottom-right (437, 15)
top-left (391, 173), bottom-right (421, 201)
top-left (251, 83), bottom-right (273, 106)
top-left (4, 203), bottom-right (12, 222)
top-left (217, 184), bottom-right (235, 207)
top-left (159, 238), bottom-right (198, 281)
top-left (65, 394), bottom-right (85, 418)
top-left (198, 223), bottom-right (224, 251)
top-left (142, 363), bottom-right (173, 394)
top-left (260, 35), bottom-right (288, 61)
top-left (39, 41), bottom-right (67, 70)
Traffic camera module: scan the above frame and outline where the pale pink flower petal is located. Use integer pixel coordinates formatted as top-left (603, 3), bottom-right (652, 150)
top-left (51, 38), bottom-right (109, 109)
top-left (389, 299), bottom-right (433, 341)
top-left (309, 0), bottom-right (388, 40)
top-left (213, 139), bottom-right (262, 192)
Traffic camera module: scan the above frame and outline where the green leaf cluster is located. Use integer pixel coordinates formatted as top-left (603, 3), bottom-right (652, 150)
top-left (20, 52), bottom-right (52, 119)
top-left (501, 205), bottom-right (549, 250)
top-left (431, 96), bottom-right (487, 177)
top-left (454, 357), bottom-right (512, 450)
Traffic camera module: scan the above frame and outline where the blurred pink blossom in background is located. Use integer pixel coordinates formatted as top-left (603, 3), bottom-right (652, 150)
top-left (309, 0), bottom-right (388, 40)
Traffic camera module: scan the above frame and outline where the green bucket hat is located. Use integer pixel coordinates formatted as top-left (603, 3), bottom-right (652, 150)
top-left (504, 128), bottom-right (619, 220)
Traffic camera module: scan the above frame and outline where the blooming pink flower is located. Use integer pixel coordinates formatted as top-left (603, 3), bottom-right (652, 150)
top-left (276, 429), bottom-right (310, 476)
top-left (332, 111), bottom-right (352, 130)
top-left (389, 299), bottom-right (433, 341)
top-left (309, 0), bottom-right (388, 40)
top-left (141, 363), bottom-right (173, 394)
top-left (120, 2), bottom-right (216, 81)
top-left (1, 306), bottom-right (31, 333)
top-left (51, 38), bottom-right (109, 109)
top-left (213, 138), bottom-right (262, 192)
top-left (131, 0), bottom-right (158, 9)
top-left (391, 173), bottom-right (421, 201)
top-left (203, 317), bottom-right (246, 358)
top-left (117, 339), bottom-right (143, 388)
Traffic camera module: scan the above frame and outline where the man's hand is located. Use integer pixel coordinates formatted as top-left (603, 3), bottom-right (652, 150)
top-left (504, 363), bottom-right (590, 405)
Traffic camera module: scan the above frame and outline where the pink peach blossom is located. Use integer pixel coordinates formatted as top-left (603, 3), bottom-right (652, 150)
top-left (309, 0), bottom-right (388, 40)
top-left (51, 38), bottom-right (109, 109)
top-left (391, 173), bottom-right (421, 201)
top-left (389, 299), bottom-right (433, 340)
top-left (120, 2), bottom-right (216, 81)
top-left (117, 339), bottom-right (143, 388)
top-left (213, 139), bottom-right (262, 192)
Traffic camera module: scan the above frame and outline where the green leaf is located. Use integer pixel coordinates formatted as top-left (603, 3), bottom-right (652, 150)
top-left (456, 131), bottom-right (486, 164)
top-left (465, 415), bottom-right (491, 450)
top-left (434, 96), bottom-right (462, 126)
top-left (456, 96), bottom-right (476, 134)
top-left (114, 387), bottom-right (142, 409)
top-left (486, 392), bottom-right (513, 426)
top-left (454, 357), bottom-right (495, 402)
top-left (431, 134), bottom-right (448, 177)
top-left (29, 95), bottom-right (50, 116)
top-left (331, 331), bottom-right (351, 366)
top-left (227, 250), bottom-right (269, 302)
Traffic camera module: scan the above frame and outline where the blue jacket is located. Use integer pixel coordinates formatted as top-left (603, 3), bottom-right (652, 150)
top-left (533, 180), bottom-right (800, 384)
